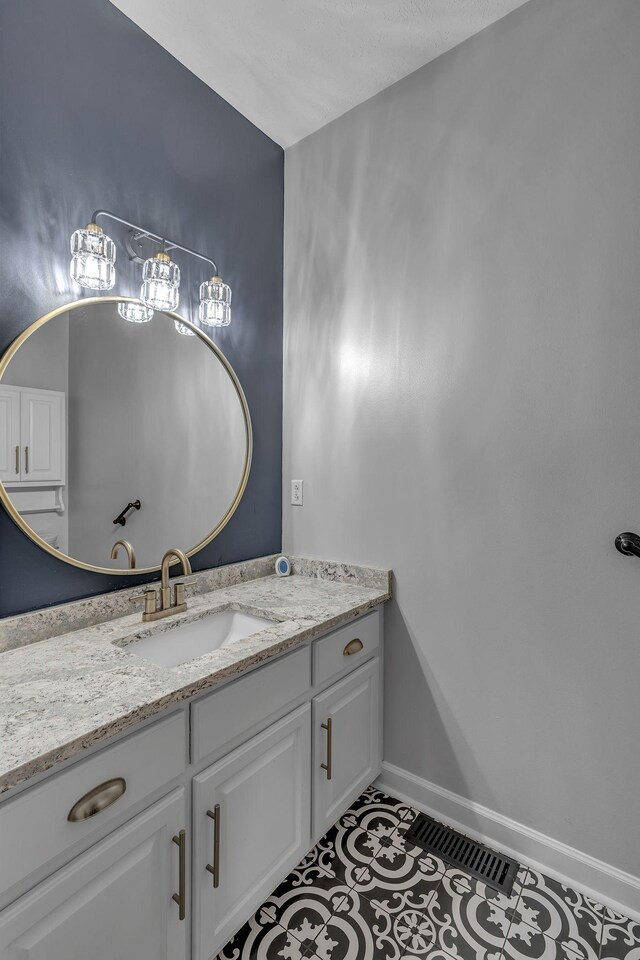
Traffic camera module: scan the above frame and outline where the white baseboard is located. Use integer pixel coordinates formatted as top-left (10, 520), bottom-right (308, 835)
top-left (376, 761), bottom-right (640, 922)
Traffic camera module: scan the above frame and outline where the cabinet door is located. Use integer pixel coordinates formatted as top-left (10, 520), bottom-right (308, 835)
top-left (313, 657), bottom-right (381, 838)
top-left (20, 389), bottom-right (64, 482)
top-left (0, 788), bottom-right (187, 960)
top-left (0, 387), bottom-right (20, 483)
top-left (193, 704), bottom-right (311, 960)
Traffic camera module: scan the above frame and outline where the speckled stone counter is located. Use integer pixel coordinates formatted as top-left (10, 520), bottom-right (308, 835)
top-left (0, 559), bottom-right (391, 796)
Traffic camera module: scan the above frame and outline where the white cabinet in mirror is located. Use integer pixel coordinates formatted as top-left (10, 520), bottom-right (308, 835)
top-left (0, 298), bottom-right (252, 574)
top-left (0, 384), bottom-right (66, 552)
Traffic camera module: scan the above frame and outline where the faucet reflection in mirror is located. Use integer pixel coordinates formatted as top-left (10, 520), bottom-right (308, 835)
top-left (69, 210), bottom-right (232, 332)
top-left (111, 539), bottom-right (136, 570)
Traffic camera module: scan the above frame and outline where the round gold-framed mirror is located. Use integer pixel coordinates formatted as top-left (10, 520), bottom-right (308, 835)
top-left (0, 297), bottom-right (252, 574)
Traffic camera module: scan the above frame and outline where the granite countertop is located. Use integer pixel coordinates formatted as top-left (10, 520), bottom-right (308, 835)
top-left (0, 565), bottom-right (390, 796)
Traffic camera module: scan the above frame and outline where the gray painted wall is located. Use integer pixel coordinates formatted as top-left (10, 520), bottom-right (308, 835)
top-left (0, 0), bottom-right (283, 616)
top-left (284, 0), bottom-right (640, 874)
top-left (4, 318), bottom-right (69, 395)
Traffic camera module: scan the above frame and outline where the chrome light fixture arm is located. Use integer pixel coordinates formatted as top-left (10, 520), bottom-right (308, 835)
top-left (91, 209), bottom-right (218, 274)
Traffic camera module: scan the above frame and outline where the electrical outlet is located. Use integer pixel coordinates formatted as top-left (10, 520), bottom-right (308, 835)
top-left (291, 479), bottom-right (303, 505)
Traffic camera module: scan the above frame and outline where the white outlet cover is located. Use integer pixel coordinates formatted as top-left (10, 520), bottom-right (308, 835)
top-left (291, 480), bottom-right (303, 505)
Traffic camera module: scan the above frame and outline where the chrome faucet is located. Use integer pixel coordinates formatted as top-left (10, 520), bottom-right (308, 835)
top-left (129, 547), bottom-right (196, 622)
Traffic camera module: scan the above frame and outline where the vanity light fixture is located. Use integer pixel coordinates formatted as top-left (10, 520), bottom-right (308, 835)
top-left (70, 210), bottom-right (232, 330)
top-left (199, 276), bottom-right (231, 327)
top-left (141, 250), bottom-right (180, 312)
top-left (70, 222), bottom-right (116, 290)
top-left (117, 301), bottom-right (154, 323)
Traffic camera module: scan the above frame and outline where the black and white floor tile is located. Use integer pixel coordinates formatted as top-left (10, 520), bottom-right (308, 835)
top-left (216, 786), bottom-right (638, 960)
top-left (600, 911), bottom-right (640, 960)
top-left (442, 863), bottom-right (528, 913)
top-left (350, 842), bottom-right (442, 918)
top-left (424, 873), bottom-right (510, 960)
top-left (513, 868), bottom-right (603, 960)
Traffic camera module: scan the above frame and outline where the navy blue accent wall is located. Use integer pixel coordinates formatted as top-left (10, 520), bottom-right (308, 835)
top-left (0, 0), bottom-right (283, 617)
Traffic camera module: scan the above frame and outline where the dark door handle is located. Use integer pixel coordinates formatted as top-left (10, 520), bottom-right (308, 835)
top-left (615, 532), bottom-right (640, 558)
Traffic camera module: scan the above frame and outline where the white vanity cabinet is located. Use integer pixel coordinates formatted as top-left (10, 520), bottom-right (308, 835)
top-left (0, 606), bottom-right (384, 960)
top-left (312, 658), bottom-right (381, 838)
top-left (0, 788), bottom-right (188, 960)
top-left (310, 608), bottom-right (382, 838)
top-left (192, 704), bottom-right (311, 960)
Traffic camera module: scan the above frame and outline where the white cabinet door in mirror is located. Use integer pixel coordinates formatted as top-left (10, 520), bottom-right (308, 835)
top-left (0, 388), bottom-right (20, 483)
top-left (312, 657), bottom-right (381, 839)
top-left (193, 704), bottom-right (311, 960)
top-left (20, 389), bottom-right (64, 483)
top-left (0, 788), bottom-right (187, 960)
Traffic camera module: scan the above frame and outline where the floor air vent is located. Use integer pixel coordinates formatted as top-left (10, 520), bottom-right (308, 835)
top-left (403, 814), bottom-right (518, 895)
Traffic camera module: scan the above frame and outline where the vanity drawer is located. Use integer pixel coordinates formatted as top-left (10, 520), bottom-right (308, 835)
top-left (313, 609), bottom-right (380, 687)
top-left (0, 710), bottom-right (186, 902)
top-left (191, 646), bottom-right (311, 763)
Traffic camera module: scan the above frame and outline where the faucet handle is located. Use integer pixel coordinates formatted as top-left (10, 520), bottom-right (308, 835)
top-left (174, 579), bottom-right (198, 606)
top-left (129, 589), bottom-right (157, 616)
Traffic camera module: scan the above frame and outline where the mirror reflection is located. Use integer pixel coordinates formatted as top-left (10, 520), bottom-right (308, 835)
top-left (0, 300), bottom-right (250, 572)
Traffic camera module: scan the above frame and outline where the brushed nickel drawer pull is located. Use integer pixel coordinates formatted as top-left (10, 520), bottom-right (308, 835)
top-left (343, 638), bottom-right (363, 656)
top-left (24, 445), bottom-right (29, 475)
top-left (67, 777), bottom-right (126, 822)
top-left (206, 804), bottom-right (221, 888)
top-left (172, 829), bottom-right (186, 920)
top-left (320, 718), bottom-right (332, 780)
top-left (15, 445), bottom-right (19, 475)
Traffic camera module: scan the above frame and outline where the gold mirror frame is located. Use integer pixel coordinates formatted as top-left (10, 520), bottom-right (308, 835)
top-left (0, 297), bottom-right (253, 575)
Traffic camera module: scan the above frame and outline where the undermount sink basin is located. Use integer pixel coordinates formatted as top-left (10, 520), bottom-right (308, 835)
top-left (125, 610), bottom-right (276, 668)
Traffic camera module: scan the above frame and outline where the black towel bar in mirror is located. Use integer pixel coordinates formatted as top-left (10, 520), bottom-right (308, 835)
top-left (113, 499), bottom-right (141, 527)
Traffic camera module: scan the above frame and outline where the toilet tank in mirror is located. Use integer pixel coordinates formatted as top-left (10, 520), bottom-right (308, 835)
top-left (0, 298), bottom-right (252, 573)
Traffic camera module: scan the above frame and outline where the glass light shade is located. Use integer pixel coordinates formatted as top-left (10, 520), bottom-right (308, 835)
top-left (118, 301), bottom-right (154, 323)
top-left (70, 223), bottom-right (116, 290)
top-left (199, 276), bottom-right (231, 327)
top-left (141, 252), bottom-right (180, 311)
top-left (174, 320), bottom-right (196, 336)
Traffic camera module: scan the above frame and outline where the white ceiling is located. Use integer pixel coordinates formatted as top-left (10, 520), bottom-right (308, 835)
top-left (109, 0), bottom-right (532, 147)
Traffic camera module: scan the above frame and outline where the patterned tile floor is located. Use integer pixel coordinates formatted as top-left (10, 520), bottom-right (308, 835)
top-left (217, 787), bottom-right (640, 960)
